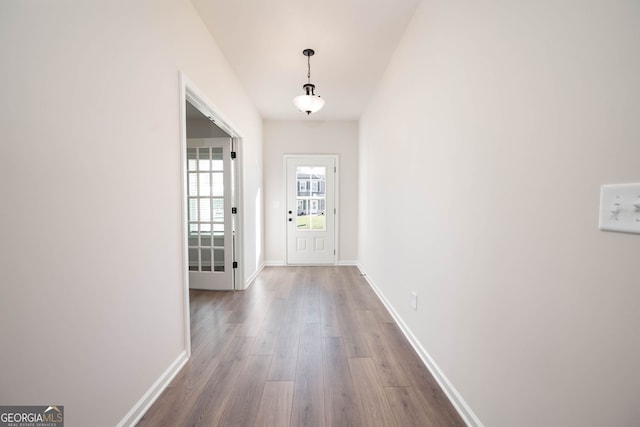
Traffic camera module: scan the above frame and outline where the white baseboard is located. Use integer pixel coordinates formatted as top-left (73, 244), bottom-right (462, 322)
top-left (264, 260), bottom-right (358, 266)
top-left (241, 262), bottom-right (265, 289)
top-left (117, 350), bottom-right (189, 427)
top-left (357, 264), bottom-right (483, 427)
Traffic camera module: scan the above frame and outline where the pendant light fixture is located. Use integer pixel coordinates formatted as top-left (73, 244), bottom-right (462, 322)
top-left (293, 48), bottom-right (325, 115)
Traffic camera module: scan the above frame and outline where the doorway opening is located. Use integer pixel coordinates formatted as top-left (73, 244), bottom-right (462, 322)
top-left (180, 75), bottom-right (244, 354)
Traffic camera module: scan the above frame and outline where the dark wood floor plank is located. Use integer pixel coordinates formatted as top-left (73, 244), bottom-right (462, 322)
top-left (320, 305), bottom-right (342, 337)
top-left (283, 283), bottom-right (305, 324)
top-left (337, 308), bottom-right (370, 358)
top-left (272, 267), bottom-right (296, 299)
top-left (321, 337), bottom-right (350, 386)
top-left (234, 289), bottom-right (276, 337)
top-left (385, 386), bottom-right (441, 427)
top-left (329, 272), bottom-right (371, 357)
top-left (215, 354), bottom-right (271, 427)
top-left (136, 327), bottom-right (242, 427)
top-left (379, 322), bottom-right (466, 426)
top-left (224, 287), bottom-right (262, 324)
top-left (181, 336), bottom-right (255, 426)
top-left (372, 306), bottom-right (395, 323)
top-left (322, 337), bottom-right (363, 426)
top-left (325, 382), bottom-right (362, 427)
top-left (291, 322), bottom-right (325, 427)
top-left (348, 357), bottom-right (398, 427)
top-left (253, 381), bottom-right (294, 427)
top-left (291, 378), bottom-right (325, 427)
top-left (251, 297), bottom-right (288, 354)
top-left (357, 309), bottom-right (410, 387)
top-left (301, 269), bottom-right (322, 324)
top-left (343, 269), bottom-right (380, 310)
top-left (267, 320), bottom-right (301, 381)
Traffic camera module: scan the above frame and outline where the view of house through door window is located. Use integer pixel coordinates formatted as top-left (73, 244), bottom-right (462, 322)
top-left (296, 166), bottom-right (326, 230)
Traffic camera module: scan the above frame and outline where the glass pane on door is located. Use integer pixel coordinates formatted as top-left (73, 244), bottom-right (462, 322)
top-left (296, 166), bottom-right (326, 231)
top-left (188, 143), bottom-right (226, 273)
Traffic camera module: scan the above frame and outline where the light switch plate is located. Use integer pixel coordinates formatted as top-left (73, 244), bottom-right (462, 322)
top-left (599, 183), bottom-right (640, 234)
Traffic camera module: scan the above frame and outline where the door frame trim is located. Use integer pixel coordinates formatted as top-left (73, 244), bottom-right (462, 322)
top-left (179, 73), bottom-right (245, 356)
top-left (283, 154), bottom-right (339, 265)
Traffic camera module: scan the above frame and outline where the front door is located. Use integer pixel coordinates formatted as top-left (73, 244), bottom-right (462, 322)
top-left (286, 156), bottom-right (336, 264)
top-left (187, 138), bottom-right (234, 290)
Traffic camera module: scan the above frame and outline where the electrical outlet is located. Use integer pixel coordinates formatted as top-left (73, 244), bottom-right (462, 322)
top-left (411, 291), bottom-right (418, 311)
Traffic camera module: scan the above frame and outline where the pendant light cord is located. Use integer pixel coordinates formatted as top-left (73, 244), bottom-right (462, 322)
top-left (307, 54), bottom-right (311, 84)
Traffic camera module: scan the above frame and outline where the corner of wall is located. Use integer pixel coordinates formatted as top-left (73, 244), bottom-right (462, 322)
top-left (117, 350), bottom-right (189, 427)
top-left (241, 262), bottom-right (266, 290)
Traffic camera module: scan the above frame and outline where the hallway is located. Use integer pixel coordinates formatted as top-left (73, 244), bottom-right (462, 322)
top-left (137, 266), bottom-right (464, 426)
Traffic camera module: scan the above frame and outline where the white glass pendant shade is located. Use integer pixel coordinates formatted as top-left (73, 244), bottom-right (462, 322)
top-left (293, 94), bottom-right (325, 115)
top-left (294, 49), bottom-right (325, 115)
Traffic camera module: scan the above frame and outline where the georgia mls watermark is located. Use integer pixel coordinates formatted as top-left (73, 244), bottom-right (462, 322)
top-left (0, 406), bottom-right (63, 427)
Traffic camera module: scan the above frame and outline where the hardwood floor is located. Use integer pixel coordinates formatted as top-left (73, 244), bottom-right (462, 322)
top-left (137, 266), bottom-right (465, 427)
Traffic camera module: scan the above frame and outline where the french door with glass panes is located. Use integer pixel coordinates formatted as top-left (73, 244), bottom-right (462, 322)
top-left (187, 138), bottom-right (234, 290)
top-left (286, 156), bottom-right (336, 264)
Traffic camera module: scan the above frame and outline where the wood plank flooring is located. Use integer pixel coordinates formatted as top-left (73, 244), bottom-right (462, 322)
top-left (137, 266), bottom-right (465, 427)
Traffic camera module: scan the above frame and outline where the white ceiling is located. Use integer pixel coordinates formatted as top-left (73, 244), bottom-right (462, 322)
top-left (191, 0), bottom-right (422, 121)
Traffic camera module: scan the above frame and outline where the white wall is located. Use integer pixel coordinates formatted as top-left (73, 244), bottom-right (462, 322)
top-left (359, 1), bottom-right (640, 426)
top-left (264, 120), bottom-right (358, 264)
top-left (0, 1), bottom-right (262, 426)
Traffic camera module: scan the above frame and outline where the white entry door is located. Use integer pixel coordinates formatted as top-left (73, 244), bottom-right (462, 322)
top-left (187, 138), bottom-right (234, 290)
top-left (286, 156), bottom-right (336, 265)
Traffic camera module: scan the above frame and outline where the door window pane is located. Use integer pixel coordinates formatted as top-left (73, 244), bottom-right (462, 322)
top-left (198, 198), bottom-right (211, 222)
top-left (188, 248), bottom-right (199, 271)
top-left (212, 147), bottom-right (223, 171)
top-left (201, 248), bottom-right (212, 271)
top-left (295, 166), bottom-right (326, 231)
top-left (296, 199), bottom-right (309, 229)
top-left (310, 199), bottom-right (326, 230)
top-left (198, 147), bottom-right (211, 171)
top-left (188, 173), bottom-right (198, 196)
top-left (188, 232), bottom-right (198, 247)
top-left (198, 173), bottom-right (211, 196)
top-left (187, 148), bottom-right (197, 171)
top-left (189, 198), bottom-right (198, 221)
top-left (214, 248), bottom-right (224, 272)
top-left (212, 172), bottom-right (223, 197)
top-left (212, 198), bottom-right (224, 222)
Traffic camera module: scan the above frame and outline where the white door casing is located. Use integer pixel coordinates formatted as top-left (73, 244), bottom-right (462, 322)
top-left (286, 155), bottom-right (337, 265)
